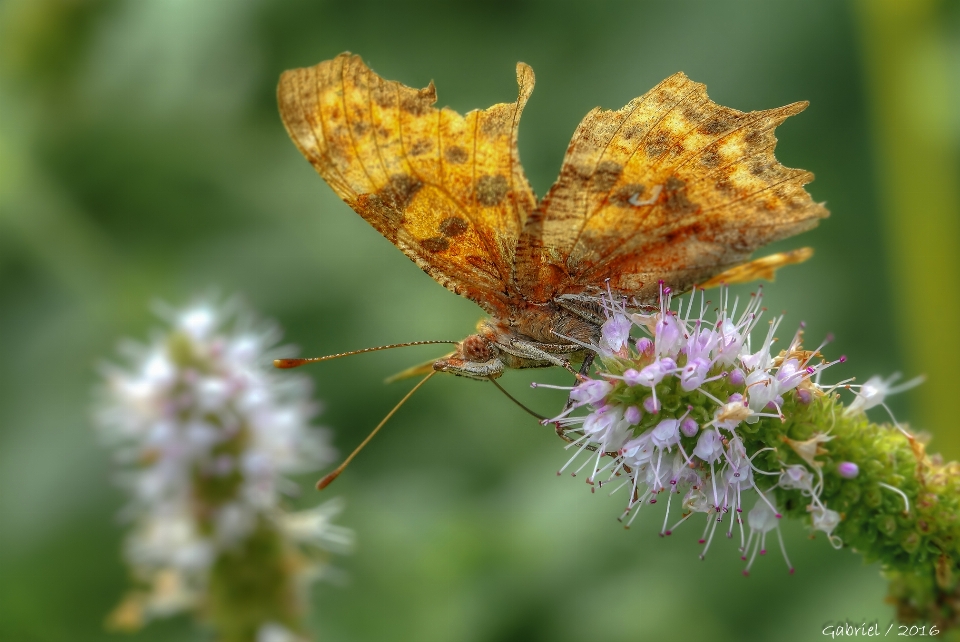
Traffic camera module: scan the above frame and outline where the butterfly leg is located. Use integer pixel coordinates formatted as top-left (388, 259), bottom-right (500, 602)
top-left (501, 339), bottom-right (579, 375)
top-left (552, 351), bottom-right (597, 439)
top-left (577, 351), bottom-right (595, 379)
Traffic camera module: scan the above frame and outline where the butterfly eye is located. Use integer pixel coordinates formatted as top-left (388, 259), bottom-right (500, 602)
top-left (461, 334), bottom-right (495, 362)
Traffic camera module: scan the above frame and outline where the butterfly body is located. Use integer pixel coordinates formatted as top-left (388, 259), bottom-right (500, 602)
top-left (433, 302), bottom-right (597, 379)
top-left (278, 54), bottom-right (827, 380)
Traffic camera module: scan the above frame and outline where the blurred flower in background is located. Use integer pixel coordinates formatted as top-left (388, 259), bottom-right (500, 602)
top-left (93, 297), bottom-right (352, 642)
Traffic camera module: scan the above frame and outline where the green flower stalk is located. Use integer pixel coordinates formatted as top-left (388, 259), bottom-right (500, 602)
top-left (94, 299), bottom-right (352, 642)
top-left (535, 285), bottom-right (958, 628)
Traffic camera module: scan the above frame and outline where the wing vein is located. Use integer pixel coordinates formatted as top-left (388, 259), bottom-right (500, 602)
top-left (340, 57), bottom-right (380, 191)
top-left (366, 67), bottom-right (393, 190)
top-left (436, 109), bottom-right (444, 187)
top-left (308, 66), bottom-right (352, 199)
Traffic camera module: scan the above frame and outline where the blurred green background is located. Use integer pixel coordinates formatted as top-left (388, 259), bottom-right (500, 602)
top-left (1, 1), bottom-right (958, 641)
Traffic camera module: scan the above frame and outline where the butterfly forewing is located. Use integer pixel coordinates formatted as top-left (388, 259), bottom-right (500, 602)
top-left (277, 53), bottom-right (538, 315)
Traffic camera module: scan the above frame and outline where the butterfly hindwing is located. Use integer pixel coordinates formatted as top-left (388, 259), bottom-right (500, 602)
top-left (512, 72), bottom-right (828, 304)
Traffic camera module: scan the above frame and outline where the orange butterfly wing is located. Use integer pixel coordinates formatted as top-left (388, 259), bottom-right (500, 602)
top-left (277, 53), bottom-right (537, 315)
top-left (512, 72), bottom-right (829, 304)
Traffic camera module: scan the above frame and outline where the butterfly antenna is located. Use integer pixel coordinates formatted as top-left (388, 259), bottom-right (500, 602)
top-left (275, 340), bottom-right (459, 369)
top-left (316, 370), bottom-right (436, 490)
top-left (487, 376), bottom-right (548, 421)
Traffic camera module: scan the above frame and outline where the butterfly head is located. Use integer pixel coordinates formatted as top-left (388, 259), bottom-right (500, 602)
top-left (433, 333), bottom-right (505, 380)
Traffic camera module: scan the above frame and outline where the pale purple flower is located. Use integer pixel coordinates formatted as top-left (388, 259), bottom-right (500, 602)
top-left (600, 313), bottom-right (633, 353)
top-left (651, 418), bottom-right (682, 450)
top-left (693, 429), bottom-right (724, 463)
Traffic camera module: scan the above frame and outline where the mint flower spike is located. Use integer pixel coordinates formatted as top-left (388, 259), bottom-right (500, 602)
top-left (94, 298), bottom-right (351, 640)
top-left (535, 284), bottom-right (960, 628)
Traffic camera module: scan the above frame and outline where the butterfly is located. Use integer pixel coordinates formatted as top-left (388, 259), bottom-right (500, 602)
top-left (276, 53), bottom-right (827, 382)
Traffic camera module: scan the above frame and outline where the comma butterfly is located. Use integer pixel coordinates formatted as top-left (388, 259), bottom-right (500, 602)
top-left (277, 53), bottom-right (827, 381)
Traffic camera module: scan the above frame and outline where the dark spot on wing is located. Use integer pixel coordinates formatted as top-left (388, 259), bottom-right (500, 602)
top-left (715, 177), bottom-right (735, 194)
top-left (682, 104), bottom-right (702, 123)
top-left (744, 130), bottom-right (764, 146)
top-left (422, 237), bottom-right (450, 253)
top-left (352, 121), bottom-right (369, 136)
top-left (663, 176), bottom-right (698, 216)
top-left (622, 124), bottom-right (643, 141)
top-left (555, 164), bottom-right (591, 196)
top-left (439, 216), bottom-right (468, 237)
top-left (386, 174), bottom-right (422, 207)
top-left (444, 146), bottom-right (468, 164)
top-left (360, 174), bottom-right (423, 222)
top-left (410, 139), bottom-right (432, 156)
top-left (700, 149), bottom-right (721, 169)
top-left (700, 116), bottom-right (731, 135)
top-left (591, 161), bottom-right (623, 192)
top-left (371, 83), bottom-right (396, 109)
top-left (663, 221), bottom-right (706, 244)
top-left (480, 113), bottom-right (509, 136)
top-left (476, 175), bottom-right (509, 206)
top-left (645, 132), bottom-right (669, 158)
top-left (750, 160), bottom-right (771, 176)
